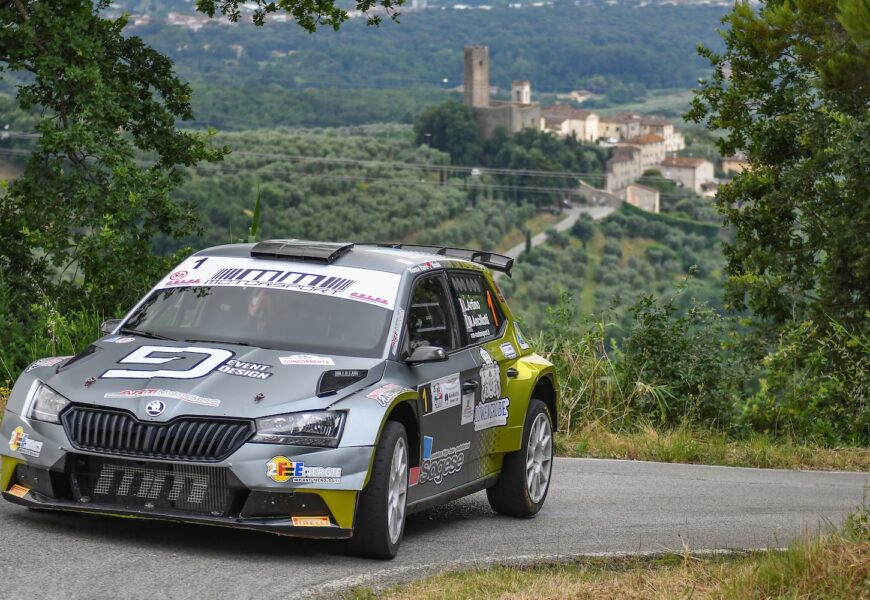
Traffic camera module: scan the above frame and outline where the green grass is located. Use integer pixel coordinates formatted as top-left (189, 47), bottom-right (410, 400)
top-left (344, 507), bottom-right (870, 599)
top-left (596, 88), bottom-right (696, 120)
top-left (558, 421), bottom-right (870, 472)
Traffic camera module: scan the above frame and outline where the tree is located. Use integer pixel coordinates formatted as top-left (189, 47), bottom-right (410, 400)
top-left (197, 0), bottom-right (405, 31)
top-left (687, 0), bottom-right (870, 329)
top-left (570, 215), bottom-right (595, 248)
top-left (0, 0), bottom-right (227, 317)
top-left (413, 100), bottom-right (481, 165)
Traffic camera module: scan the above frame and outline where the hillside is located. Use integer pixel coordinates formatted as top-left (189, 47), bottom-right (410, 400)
top-left (98, 3), bottom-right (728, 129)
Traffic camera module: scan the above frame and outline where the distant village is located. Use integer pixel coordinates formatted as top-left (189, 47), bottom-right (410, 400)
top-left (460, 46), bottom-right (747, 214)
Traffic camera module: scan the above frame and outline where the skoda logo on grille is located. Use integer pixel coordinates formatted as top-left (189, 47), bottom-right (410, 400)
top-left (145, 400), bottom-right (166, 417)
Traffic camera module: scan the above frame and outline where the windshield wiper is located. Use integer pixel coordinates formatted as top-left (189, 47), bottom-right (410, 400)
top-left (118, 328), bottom-right (175, 341)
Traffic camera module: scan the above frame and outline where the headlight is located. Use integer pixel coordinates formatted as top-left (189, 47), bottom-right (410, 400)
top-left (29, 383), bottom-right (70, 424)
top-left (251, 411), bottom-right (345, 447)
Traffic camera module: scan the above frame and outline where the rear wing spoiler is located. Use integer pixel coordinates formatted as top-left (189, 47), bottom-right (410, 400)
top-left (359, 243), bottom-right (514, 277)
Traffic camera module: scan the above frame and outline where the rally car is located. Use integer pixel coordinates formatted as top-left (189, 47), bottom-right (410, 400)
top-left (1, 240), bottom-right (557, 558)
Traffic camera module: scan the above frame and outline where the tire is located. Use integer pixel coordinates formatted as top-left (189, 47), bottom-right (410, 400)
top-left (487, 398), bottom-right (553, 517)
top-left (348, 421), bottom-right (409, 559)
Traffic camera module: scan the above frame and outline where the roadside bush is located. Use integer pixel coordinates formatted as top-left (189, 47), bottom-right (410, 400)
top-left (0, 273), bottom-right (103, 383)
top-left (739, 318), bottom-right (870, 445)
top-left (616, 294), bottom-right (745, 427)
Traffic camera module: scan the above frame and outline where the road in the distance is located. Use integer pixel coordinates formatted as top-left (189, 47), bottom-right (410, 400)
top-left (0, 458), bottom-right (865, 599)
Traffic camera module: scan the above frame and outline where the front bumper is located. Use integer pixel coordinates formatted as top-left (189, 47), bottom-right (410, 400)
top-left (1, 411), bottom-right (372, 538)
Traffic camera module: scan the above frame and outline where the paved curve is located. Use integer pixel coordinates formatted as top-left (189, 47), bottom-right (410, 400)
top-left (0, 458), bottom-right (866, 599)
top-left (501, 204), bottom-right (616, 262)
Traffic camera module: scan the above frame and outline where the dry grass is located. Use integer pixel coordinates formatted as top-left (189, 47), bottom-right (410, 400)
top-left (557, 421), bottom-right (870, 472)
top-left (346, 508), bottom-right (870, 600)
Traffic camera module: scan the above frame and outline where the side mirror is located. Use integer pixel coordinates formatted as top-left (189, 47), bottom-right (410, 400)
top-left (405, 346), bottom-right (449, 365)
top-left (100, 319), bottom-right (122, 334)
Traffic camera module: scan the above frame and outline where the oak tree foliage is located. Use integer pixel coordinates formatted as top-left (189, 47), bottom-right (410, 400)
top-left (0, 0), bottom-right (227, 316)
top-left (687, 0), bottom-right (870, 329)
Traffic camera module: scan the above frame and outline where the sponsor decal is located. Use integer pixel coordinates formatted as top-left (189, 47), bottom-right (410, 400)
top-left (159, 257), bottom-right (402, 310)
top-left (9, 427), bottom-right (43, 458)
top-left (388, 307), bottom-right (405, 357)
top-left (292, 516), bottom-right (331, 527)
top-left (101, 345), bottom-right (234, 380)
top-left (217, 358), bottom-right (273, 380)
top-left (474, 398), bottom-right (510, 431)
top-left (460, 392), bottom-right (475, 426)
top-left (165, 270), bottom-right (201, 286)
top-left (367, 383), bottom-right (412, 408)
top-left (417, 436), bottom-right (471, 485)
top-left (207, 267), bottom-right (355, 295)
top-left (421, 373), bottom-right (461, 415)
top-left (279, 355), bottom-right (335, 366)
top-left (514, 322), bottom-right (530, 350)
top-left (8, 484), bottom-right (30, 499)
top-left (499, 342), bottom-right (517, 360)
top-left (408, 261), bottom-right (442, 274)
top-left (408, 467), bottom-right (420, 486)
top-left (25, 356), bottom-right (72, 373)
top-left (103, 336), bottom-right (136, 344)
top-left (104, 388), bottom-right (221, 408)
top-left (350, 292), bottom-right (390, 305)
top-left (479, 348), bottom-right (502, 402)
top-left (266, 456), bottom-right (342, 484)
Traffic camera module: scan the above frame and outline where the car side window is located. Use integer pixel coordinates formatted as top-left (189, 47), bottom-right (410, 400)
top-left (449, 271), bottom-right (505, 344)
top-left (404, 275), bottom-right (460, 355)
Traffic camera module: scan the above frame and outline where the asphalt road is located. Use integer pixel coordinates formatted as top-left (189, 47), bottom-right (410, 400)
top-left (1, 458), bottom-right (866, 599)
top-left (501, 204), bottom-right (617, 262)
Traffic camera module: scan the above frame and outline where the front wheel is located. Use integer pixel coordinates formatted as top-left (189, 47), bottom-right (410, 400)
top-left (349, 421), bottom-right (409, 559)
top-left (487, 398), bottom-right (553, 517)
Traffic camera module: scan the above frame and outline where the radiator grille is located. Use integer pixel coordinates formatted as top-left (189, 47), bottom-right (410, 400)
top-left (70, 455), bottom-right (232, 516)
top-left (61, 406), bottom-right (253, 462)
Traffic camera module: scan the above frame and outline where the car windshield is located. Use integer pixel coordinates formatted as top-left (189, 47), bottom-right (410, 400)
top-left (121, 286), bottom-right (393, 358)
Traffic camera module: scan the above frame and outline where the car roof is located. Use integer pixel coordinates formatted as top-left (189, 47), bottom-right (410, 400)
top-left (193, 242), bottom-right (485, 276)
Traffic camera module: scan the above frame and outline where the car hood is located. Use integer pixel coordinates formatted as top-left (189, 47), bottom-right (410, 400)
top-left (42, 337), bottom-right (387, 421)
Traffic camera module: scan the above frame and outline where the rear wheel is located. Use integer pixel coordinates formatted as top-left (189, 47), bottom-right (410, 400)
top-left (487, 399), bottom-right (553, 517)
top-left (349, 421), bottom-right (408, 559)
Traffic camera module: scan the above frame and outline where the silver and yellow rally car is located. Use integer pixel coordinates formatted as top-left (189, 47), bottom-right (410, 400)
top-left (1, 240), bottom-right (557, 558)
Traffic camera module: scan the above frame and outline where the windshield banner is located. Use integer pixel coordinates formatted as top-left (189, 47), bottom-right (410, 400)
top-left (157, 256), bottom-right (402, 310)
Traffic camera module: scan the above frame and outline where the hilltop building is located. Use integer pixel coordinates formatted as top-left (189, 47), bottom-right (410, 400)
top-left (598, 113), bottom-right (642, 141)
top-left (618, 134), bottom-right (666, 171)
top-left (660, 156), bottom-right (715, 194)
top-left (463, 46), bottom-right (541, 140)
top-left (722, 154), bottom-right (750, 175)
top-left (605, 147), bottom-right (643, 193)
top-left (540, 105), bottom-right (599, 142)
top-left (626, 183), bottom-right (661, 213)
top-left (640, 115), bottom-right (686, 152)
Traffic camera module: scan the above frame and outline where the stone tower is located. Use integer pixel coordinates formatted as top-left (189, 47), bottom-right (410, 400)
top-left (511, 80), bottom-right (531, 104)
top-left (464, 46), bottom-right (489, 108)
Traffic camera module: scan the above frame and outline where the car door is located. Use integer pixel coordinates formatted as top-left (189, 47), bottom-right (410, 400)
top-left (401, 273), bottom-right (480, 503)
top-left (446, 269), bottom-right (514, 483)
